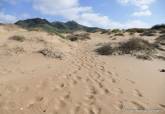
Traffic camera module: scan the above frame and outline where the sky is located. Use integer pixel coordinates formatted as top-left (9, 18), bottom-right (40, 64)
top-left (0, 0), bottom-right (164, 29)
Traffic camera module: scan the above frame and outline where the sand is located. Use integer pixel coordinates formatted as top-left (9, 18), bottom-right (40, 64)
top-left (0, 25), bottom-right (165, 114)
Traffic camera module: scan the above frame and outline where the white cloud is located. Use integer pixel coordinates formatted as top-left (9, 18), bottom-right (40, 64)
top-left (0, 12), bottom-right (18, 23)
top-left (32, 0), bottom-right (112, 28)
top-left (118, 0), bottom-right (155, 16)
top-left (0, 0), bottom-right (151, 28)
top-left (133, 9), bottom-right (152, 16)
top-left (32, 0), bottom-right (150, 28)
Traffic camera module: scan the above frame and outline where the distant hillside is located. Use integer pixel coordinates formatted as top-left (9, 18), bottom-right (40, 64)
top-left (151, 24), bottom-right (165, 30)
top-left (15, 18), bottom-right (104, 33)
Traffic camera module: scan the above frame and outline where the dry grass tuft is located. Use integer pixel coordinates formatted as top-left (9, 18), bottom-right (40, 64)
top-left (67, 33), bottom-right (90, 41)
top-left (9, 35), bottom-right (25, 42)
top-left (38, 48), bottom-right (63, 59)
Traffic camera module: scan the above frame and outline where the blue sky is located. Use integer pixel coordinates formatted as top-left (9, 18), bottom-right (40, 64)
top-left (0, 0), bottom-right (164, 28)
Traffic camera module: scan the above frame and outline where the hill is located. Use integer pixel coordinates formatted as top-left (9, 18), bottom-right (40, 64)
top-left (15, 18), bottom-right (104, 33)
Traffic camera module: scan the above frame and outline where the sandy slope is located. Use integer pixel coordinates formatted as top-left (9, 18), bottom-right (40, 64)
top-left (0, 25), bottom-right (165, 114)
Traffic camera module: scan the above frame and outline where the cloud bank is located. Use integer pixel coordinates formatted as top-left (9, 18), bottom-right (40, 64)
top-left (0, 0), bottom-right (152, 28)
top-left (119, 0), bottom-right (155, 16)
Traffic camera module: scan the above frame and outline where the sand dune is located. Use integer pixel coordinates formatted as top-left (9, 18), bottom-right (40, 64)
top-left (0, 25), bottom-right (165, 114)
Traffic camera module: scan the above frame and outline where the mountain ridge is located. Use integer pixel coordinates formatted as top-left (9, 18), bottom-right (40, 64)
top-left (15, 18), bottom-right (104, 33)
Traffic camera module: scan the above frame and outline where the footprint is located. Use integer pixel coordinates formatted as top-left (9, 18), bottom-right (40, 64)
top-left (55, 99), bottom-right (66, 110)
top-left (100, 65), bottom-right (105, 72)
top-left (131, 101), bottom-right (145, 110)
top-left (35, 96), bottom-right (44, 102)
top-left (103, 88), bottom-right (110, 94)
top-left (118, 88), bottom-right (124, 94)
top-left (159, 104), bottom-right (165, 109)
top-left (64, 92), bottom-right (70, 99)
top-left (107, 71), bottom-right (112, 75)
top-left (70, 104), bottom-right (81, 114)
top-left (60, 83), bottom-right (65, 88)
top-left (134, 89), bottom-right (143, 97)
top-left (126, 79), bottom-right (135, 84)
top-left (111, 78), bottom-right (116, 83)
top-left (115, 101), bottom-right (124, 110)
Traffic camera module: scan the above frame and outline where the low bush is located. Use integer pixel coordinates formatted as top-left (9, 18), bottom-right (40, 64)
top-left (38, 48), bottom-right (63, 59)
top-left (111, 29), bottom-right (121, 33)
top-left (140, 30), bottom-right (156, 36)
top-left (95, 44), bottom-right (114, 55)
top-left (9, 35), bottom-right (25, 42)
top-left (126, 28), bottom-right (146, 33)
top-left (155, 34), bottom-right (165, 45)
top-left (96, 38), bottom-right (155, 59)
top-left (114, 33), bottom-right (124, 36)
top-left (118, 38), bottom-right (154, 54)
top-left (67, 33), bottom-right (90, 41)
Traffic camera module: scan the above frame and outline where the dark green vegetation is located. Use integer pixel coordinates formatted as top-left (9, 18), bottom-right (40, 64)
top-left (114, 33), bottom-right (124, 36)
top-left (96, 44), bottom-right (114, 55)
top-left (67, 33), bottom-right (90, 41)
top-left (126, 28), bottom-right (146, 33)
top-left (15, 18), bottom-right (104, 34)
top-left (151, 24), bottom-right (165, 30)
top-left (140, 30), bottom-right (156, 36)
top-left (96, 38), bottom-right (155, 60)
top-left (9, 35), bottom-right (25, 42)
top-left (118, 38), bottom-right (154, 54)
top-left (155, 34), bottom-right (165, 45)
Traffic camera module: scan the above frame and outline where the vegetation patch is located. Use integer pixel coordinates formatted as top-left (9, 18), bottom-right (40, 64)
top-left (151, 24), bottom-right (165, 30)
top-left (114, 33), bottom-right (124, 36)
top-left (9, 35), bottom-right (25, 42)
top-left (67, 33), bottom-right (90, 41)
top-left (111, 29), bottom-right (121, 33)
top-left (96, 44), bottom-right (114, 55)
top-left (155, 34), bottom-right (165, 45)
top-left (118, 38), bottom-right (154, 54)
top-left (126, 28), bottom-right (146, 33)
top-left (140, 30), bottom-right (156, 36)
top-left (96, 38), bottom-right (155, 60)
top-left (38, 48), bottom-right (63, 59)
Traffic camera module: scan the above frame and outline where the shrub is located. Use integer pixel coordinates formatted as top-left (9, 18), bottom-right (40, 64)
top-left (136, 55), bottom-right (152, 60)
top-left (111, 29), bottom-right (121, 33)
top-left (151, 24), bottom-right (165, 30)
top-left (118, 38), bottom-right (154, 54)
top-left (140, 30), bottom-right (156, 36)
top-left (9, 35), bottom-right (25, 42)
top-left (155, 34), bottom-right (165, 46)
top-left (95, 44), bottom-right (114, 55)
top-left (67, 33), bottom-right (90, 41)
top-left (129, 32), bottom-right (135, 35)
top-left (100, 30), bottom-right (109, 34)
top-left (114, 33), bottom-right (124, 36)
top-left (159, 29), bottom-right (165, 34)
top-left (38, 48), bottom-right (63, 59)
top-left (96, 38), bottom-right (154, 57)
top-left (126, 28), bottom-right (146, 33)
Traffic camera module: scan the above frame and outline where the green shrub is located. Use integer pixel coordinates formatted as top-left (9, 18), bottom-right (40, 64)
top-left (151, 24), bottom-right (165, 30)
top-left (155, 34), bottom-right (165, 45)
top-left (118, 38), bottom-right (154, 54)
top-left (114, 33), bottom-right (124, 36)
top-left (95, 44), bottom-right (114, 55)
top-left (9, 35), bottom-right (25, 42)
top-left (111, 29), bottom-right (121, 33)
top-left (126, 28), bottom-right (146, 33)
top-left (96, 38), bottom-right (154, 56)
top-left (140, 30), bottom-right (156, 36)
top-left (67, 33), bottom-right (90, 41)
